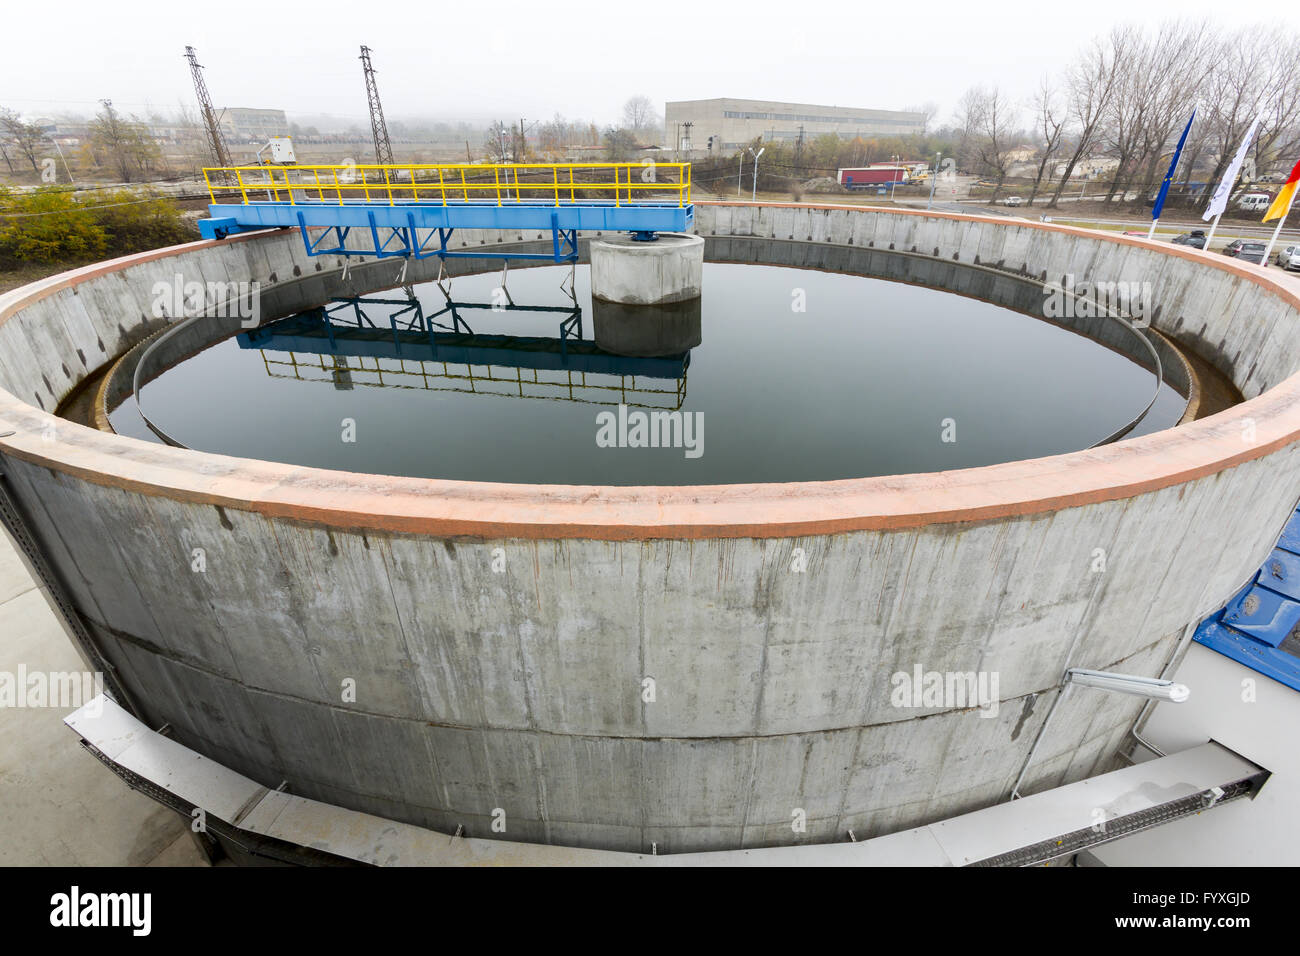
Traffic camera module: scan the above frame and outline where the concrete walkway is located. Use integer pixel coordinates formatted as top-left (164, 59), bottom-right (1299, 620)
top-left (0, 529), bottom-right (205, 866)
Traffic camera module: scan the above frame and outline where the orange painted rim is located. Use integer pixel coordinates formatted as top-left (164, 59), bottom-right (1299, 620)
top-left (1, 204), bottom-right (1297, 540)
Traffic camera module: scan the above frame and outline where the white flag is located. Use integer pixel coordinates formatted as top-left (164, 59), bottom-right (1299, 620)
top-left (1204, 114), bottom-right (1263, 221)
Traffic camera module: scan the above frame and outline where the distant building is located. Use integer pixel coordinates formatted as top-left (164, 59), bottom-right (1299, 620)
top-left (1055, 156), bottom-right (1121, 180)
top-left (219, 108), bottom-right (289, 143)
top-left (563, 144), bottom-right (606, 162)
top-left (664, 98), bottom-right (926, 156)
top-left (32, 118), bottom-right (88, 145)
top-left (146, 123), bottom-right (196, 145)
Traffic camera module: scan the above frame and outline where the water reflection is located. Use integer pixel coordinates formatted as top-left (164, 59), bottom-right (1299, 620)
top-left (592, 298), bottom-right (702, 357)
top-left (127, 262), bottom-right (1188, 486)
top-left (236, 287), bottom-right (693, 409)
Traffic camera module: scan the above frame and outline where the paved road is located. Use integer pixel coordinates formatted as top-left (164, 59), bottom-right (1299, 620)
top-left (0, 530), bottom-right (205, 866)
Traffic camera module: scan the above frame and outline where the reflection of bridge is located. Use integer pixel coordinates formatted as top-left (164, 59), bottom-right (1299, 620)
top-left (199, 162), bottom-right (693, 263)
top-left (237, 294), bottom-right (690, 409)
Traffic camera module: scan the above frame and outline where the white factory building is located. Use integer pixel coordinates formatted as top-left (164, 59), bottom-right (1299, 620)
top-left (664, 97), bottom-right (926, 155)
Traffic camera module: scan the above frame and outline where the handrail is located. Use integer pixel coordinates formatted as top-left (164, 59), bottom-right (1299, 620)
top-left (1089, 315), bottom-right (1165, 448)
top-left (203, 162), bottom-right (691, 209)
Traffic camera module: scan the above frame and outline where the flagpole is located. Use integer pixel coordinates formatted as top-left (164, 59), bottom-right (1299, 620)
top-left (1203, 112), bottom-right (1264, 255)
top-left (1204, 211), bottom-right (1223, 250)
top-left (1149, 105), bottom-right (1197, 242)
top-left (1261, 188), bottom-right (1298, 267)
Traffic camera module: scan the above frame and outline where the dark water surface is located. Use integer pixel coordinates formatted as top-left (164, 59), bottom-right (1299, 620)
top-left (114, 262), bottom-right (1183, 485)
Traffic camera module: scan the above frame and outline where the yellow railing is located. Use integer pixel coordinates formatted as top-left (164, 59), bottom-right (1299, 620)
top-left (203, 162), bottom-right (691, 209)
top-left (260, 351), bottom-right (687, 409)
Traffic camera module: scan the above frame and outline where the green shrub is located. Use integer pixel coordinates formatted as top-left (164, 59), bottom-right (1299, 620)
top-left (0, 186), bottom-right (197, 267)
top-left (0, 187), bottom-right (107, 265)
top-left (94, 190), bottom-right (197, 255)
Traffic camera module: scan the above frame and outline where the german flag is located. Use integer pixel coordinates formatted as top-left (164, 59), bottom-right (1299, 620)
top-left (1264, 157), bottom-right (1300, 222)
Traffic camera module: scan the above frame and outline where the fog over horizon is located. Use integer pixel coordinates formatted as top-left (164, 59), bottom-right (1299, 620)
top-left (4, 0), bottom-right (1298, 131)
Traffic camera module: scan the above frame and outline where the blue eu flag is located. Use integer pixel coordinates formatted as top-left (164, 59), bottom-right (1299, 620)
top-left (1152, 109), bottom-right (1196, 221)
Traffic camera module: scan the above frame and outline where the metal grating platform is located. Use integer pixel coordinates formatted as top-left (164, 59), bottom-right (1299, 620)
top-left (65, 695), bottom-right (1268, 867)
top-left (1194, 504), bottom-right (1300, 691)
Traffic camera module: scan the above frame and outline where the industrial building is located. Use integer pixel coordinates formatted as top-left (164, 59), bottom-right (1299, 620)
top-left (664, 97), bottom-right (926, 155)
top-left (218, 107), bottom-right (289, 143)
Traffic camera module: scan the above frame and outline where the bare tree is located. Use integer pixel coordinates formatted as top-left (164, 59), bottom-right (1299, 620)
top-left (1122, 20), bottom-right (1212, 209)
top-left (905, 101), bottom-right (940, 134)
top-left (954, 86), bottom-right (1016, 203)
top-left (621, 95), bottom-right (661, 137)
top-left (173, 100), bottom-right (208, 176)
top-left (603, 126), bottom-right (639, 161)
top-left (483, 120), bottom-right (513, 163)
top-left (0, 107), bottom-right (46, 174)
top-left (1098, 27), bottom-right (1164, 205)
top-left (89, 100), bottom-right (159, 182)
top-left (1197, 28), bottom-right (1277, 209)
top-left (1047, 28), bottom-right (1130, 208)
top-left (1253, 33), bottom-right (1300, 176)
top-left (1027, 78), bottom-right (1067, 206)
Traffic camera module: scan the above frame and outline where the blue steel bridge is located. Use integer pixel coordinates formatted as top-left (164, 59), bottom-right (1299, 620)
top-left (197, 161), bottom-right (694, 263)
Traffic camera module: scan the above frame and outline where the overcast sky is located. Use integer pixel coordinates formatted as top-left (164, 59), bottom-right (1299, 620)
top-left (4, 0), bottom-right (1299, 128)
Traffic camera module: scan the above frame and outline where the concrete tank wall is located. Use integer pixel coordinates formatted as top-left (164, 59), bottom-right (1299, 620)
top-left (2, 204), bottom-right (1300, 853)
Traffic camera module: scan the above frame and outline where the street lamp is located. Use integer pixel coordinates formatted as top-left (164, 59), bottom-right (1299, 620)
top-left (748, 146), bottom-right (764, 202)
top-left (927, 151), bottom-right (940, 210)
top-left (43, 132), bottom-right (76, 185)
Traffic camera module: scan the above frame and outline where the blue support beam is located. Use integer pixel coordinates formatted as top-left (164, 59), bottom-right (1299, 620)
top-left (199, 199), bottom-right (692, 261)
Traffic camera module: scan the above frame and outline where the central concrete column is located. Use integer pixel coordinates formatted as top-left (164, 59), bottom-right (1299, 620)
top-left (590, 232), bottom-right (703, 305)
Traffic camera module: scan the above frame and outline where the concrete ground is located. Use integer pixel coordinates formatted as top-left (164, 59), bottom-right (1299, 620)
top-left (0, 529), bottom-right (206, 866)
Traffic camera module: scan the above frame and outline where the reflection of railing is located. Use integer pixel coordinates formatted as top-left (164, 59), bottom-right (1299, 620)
top-left (257, 351), bottom-right (688, 409)
top-left (203, 162), bottom-right (691, 208)
top-left (239, 293), bottom-right (691, 410)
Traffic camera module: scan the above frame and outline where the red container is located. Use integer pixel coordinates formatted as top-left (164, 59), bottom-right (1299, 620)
top-left (838, 167), bottom-right (906, 188)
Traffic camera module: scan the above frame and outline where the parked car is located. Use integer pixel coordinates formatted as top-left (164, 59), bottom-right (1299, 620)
top-left (1223, 239), bottom-right (1268, 263)
top-left (1238, 193), bottom-right (1272, 212)
top-left (1170, 229), bottom-right (1207, 249)
top-left (1003, 195), bottom-right (1024, 207)
top-left (1275, 245), bottom-right (1300, 270)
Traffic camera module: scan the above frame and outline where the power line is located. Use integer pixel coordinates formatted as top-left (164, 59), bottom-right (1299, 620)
top-left (0, 192), bottom-right (210, 220)
top-left (1, 175), bottom-right (200, 195)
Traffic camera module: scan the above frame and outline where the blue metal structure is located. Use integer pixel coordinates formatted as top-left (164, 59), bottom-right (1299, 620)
top-left (237, 296), bottom-right (692, 382)
top-left (1194, 505), bottom-right (1300, 691)
top-left (198, 162), bottom-right (694, 264)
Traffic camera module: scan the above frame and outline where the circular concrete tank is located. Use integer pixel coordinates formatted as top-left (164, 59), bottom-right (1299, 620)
top-left (2, 204), bottom-right (1299, 855)
top-left (590, 232), bottom-right (703, 304)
